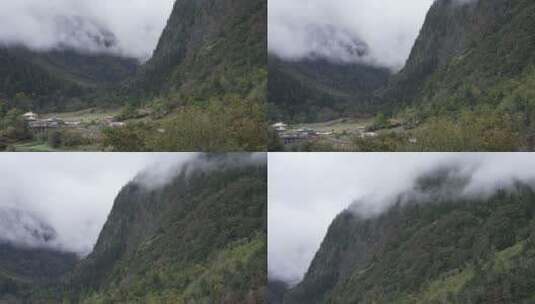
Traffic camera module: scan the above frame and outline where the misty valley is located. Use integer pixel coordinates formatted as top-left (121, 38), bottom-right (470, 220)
top-left (268, 0), bottom-right (535, 152)
top-left (0, 154), bottom-right (267, 303)
top-left (0, 0), bottom-right (266, 152)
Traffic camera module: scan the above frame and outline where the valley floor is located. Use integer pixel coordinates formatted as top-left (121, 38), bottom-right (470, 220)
top-left (272, 108), bottom-right (530, 152)
top-left (5, 107), bottom-right (151, 152)
top-left (273, 117), bottom-right (410, 152)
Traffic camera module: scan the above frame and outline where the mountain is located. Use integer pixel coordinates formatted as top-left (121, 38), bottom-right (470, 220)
top-left (267, 279), bottom-right (288, 304)
top-left (97, 0), bottom-right (268, 152)
top-left (53, 154), bottom-right (267, 303)
top-left (268, 55), bottom-right (389, 122)
top-left (0, 208), bottom-right (78, 302)
top-left (130, 0), bottom-right (267, 101)
top-left (0, 155), bottom-right (267, 303)
top-left (0, 46), bottom-right (138, 111)
top-left (284, 168), bottom-right (535, 303)
top-left (384, 0), bottom-right (535, 115)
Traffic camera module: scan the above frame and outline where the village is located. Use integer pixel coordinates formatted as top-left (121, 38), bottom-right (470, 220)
top-left (0, 109), bottom-right (133, 151)
top-left (271, 119), bottom-right (379, 145)
top-left (271, 117), bottom-right (421, 151)
top-left (271, 122), bottom-right (379, 145)
top-left (21, 111), bottom-right (126, 133)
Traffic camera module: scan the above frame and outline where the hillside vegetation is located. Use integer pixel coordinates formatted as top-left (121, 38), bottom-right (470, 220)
top-left (0, 47), bottom-right (138, 111)
top-left (268, 56), bottom-right (389, 123)
top-left (378, 0), bottom-right (535, 151)
top-left (285, 168), bottom-right (535, 303)
top-left (0, 155), bottom-right (268, 303)
top-left (0, 0), bottom-right (267, 151)
top-left (270, 0), bottom-right (535, 151)
top-left (100, 0), bottom-right (268, 151)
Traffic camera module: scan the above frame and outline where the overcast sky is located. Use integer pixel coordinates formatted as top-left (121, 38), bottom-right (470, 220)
top-left (268, 0), bottom-right (435, 69)
top-left (268, 153), bottom-right (535, 284)
top-left (0, 153), bottom-right (196, 255)
top-left (0, 0), bottom-right (175, 60)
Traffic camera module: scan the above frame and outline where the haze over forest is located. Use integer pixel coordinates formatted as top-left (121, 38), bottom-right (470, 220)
top-left (269, 153), bottom-right (535, 284)
top-left (0, 0), bottom-right (175, 60)
top-left (268, 0), bottom-right (435, 69)
top-left (0, 153), bottom-right (195, 255)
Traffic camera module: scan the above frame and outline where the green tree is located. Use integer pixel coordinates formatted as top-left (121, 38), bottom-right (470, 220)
top-left (48, 131), bottom-right (63, 148)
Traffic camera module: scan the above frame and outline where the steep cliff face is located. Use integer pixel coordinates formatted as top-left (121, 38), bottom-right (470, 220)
top-left (385, 0), bottom-right (535, 108)
top-left (133, 0), bottom-right (267, 100)
top-left (268, 55), bottom-right (389, 122)
top-left (67, 155), bottom-right (267, 303)
top-left (285, 171), bottom-right (535, 303)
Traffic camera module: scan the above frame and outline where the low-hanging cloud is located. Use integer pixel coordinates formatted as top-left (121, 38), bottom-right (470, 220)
top-left (268, 0), bottom-right (435, 69)
top-left (0, 0), bottom-right (175, 60)
top-left (133, 152), bottom-right (266, 191)
top-left (268, 153), bottom-right (535, 285)
top-left (0, 153), bottom-right (197, 256)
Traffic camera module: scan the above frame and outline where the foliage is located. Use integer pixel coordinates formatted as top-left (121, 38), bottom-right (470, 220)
top-left (101, 123), bottom-right (150, 152)
top-left (115, 104), bottom-right (142, 122)
top-left (370, 0), bottom-right (535, 151)
top-left (267, 128), bottom-right (284, 152)
top-left (367, 112), bottom-right (390, 131)
top-left (0, 108), bottom-right (32, 143)
top-left (0, 157), bottom-right (267, 303)
top-left (0, 0), bottom-right (267, 150)
top-left (350, 133), bottom-right (406, 152)
top-left (0, 47), bottom-right (137, 112)
top-left (268, 55), bottom-right (389, 123)
top-left (285, 178), bottom-right (535, 304)
top-left (103, 99), bottom-right (266, 152)
top-left (130, 0), bottom-right (266, 102)
top-left (45, 129), bottom-right (92, 149)
top-left (48, 131), bottom-right (63, 148)
top-left (408, 110), bottom-right (521, 152)
top-left (64, 158), bottom-right (267, 303)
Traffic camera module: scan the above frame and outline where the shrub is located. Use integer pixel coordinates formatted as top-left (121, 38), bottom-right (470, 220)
top-left (409, 110), bottom-right (521, 152)
top-left (48, 131), bottom-right (62, 148)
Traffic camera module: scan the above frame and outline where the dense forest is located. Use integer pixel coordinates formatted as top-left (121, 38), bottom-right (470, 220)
top-left (268, 55), bottom-right (389, 123)
top-left (282, 166), bottom-right (535, 303)
top-left (0, 154), bottom-right (267, 303)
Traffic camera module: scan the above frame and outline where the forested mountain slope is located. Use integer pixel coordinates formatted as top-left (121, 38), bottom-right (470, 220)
top-left (131, 0), bottom-right (267, 101)
top-left (0, 46), bottom-right (138, 111)
top-left (0, 155), bottom-right (267, 303)
top-left (285, 167), bottom-right (535, 303)
top-left (0, 208), bottom-right (78, 303)
top-left (268, 55), bottom-right (389, 122)
top-left (57, 155), bottom-right (267, 303)
top-left (98, 0), bottom-right (267, 151)
top-left (384, 0), bottom-right (535, 114)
